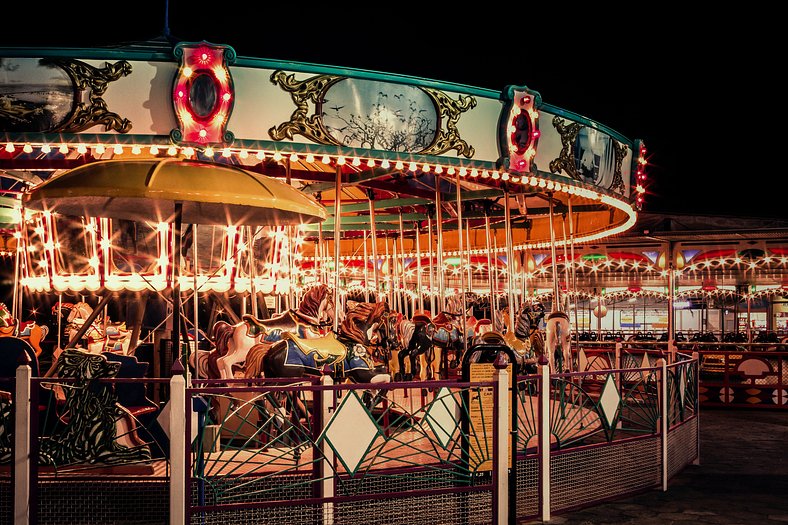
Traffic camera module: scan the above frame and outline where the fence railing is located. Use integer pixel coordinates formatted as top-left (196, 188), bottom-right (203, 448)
top-left (3, 351), bottom-right (700, 525)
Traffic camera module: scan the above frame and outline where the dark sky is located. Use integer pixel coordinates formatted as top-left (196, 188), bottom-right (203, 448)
top-left (1, 4), bottom-right (781, 219)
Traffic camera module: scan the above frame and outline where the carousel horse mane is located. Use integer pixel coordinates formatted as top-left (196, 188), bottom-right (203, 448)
top-left (514, 303), bottom-right (545, 339)
top-left (339, 301), bottom-right (389, 346)
top-left (297, 284), bottom-right (332, 323)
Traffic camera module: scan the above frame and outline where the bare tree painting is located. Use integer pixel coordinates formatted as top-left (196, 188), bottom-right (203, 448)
top-left (322, 79), bottom-right (437, 153)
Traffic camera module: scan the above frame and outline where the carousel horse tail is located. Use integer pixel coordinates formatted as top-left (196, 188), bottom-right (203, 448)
top-left (212, 321), bottom-right (234, 357)
top-left (243, 343), bottom-right (273, 379)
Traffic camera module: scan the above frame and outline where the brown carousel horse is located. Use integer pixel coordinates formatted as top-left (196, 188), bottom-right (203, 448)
top-left (190, 284), bottom-right (334, 379)
top-left (504, 302), bottom-right (546, 374)
top-left (424, 293), bottom-right (485, 379)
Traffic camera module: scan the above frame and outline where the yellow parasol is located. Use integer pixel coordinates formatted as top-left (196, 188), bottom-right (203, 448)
top-left (22, 158), bottom-right (327, 225)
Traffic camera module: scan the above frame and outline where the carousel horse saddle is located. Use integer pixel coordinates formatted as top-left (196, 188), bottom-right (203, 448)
top-left (105, 323), bottom-right (129, 339)
top-left (503, 330), bottom-right (528, 353)
top-left (432, 312), bottom-right (457, 329)
top-left (282, 331), bottom-right (347, 363)
top-left (242, 314), bottom-right (270, 337)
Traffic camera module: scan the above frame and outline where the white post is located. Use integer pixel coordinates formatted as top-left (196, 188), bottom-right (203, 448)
top-left (538, 361), bottom-right (551, 522)
top-left (170, 373), bottom-right (187, 525)
top-left (321, 375), bottom-right (335, 525)
top-left (495, 365), bottom-right (509, 525)
top-left (692, 351), bottom-right (700, 466)
top-left (658, 357), bottom-right (668, 491)
top-left (14, 364), bottom-right (31, 525)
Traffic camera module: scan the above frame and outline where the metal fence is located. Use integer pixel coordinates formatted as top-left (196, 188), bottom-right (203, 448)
top-left (2, 350), bottom-right (700, 524)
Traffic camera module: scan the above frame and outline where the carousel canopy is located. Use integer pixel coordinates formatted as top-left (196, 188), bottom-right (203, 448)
top-left (22, 158), bottom-right (328, 226)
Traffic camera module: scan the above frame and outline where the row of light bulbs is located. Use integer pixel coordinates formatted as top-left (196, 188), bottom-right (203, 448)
top-left (3, 141), bottom-right (646, 197)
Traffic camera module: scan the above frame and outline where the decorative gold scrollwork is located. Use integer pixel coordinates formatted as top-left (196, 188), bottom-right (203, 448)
top-left (269, 71), bottom-right (477, 158)
top-left (550, 116), bottom-right (629, 195)
top-left (268, 71), bottom-right (343, 145)
top-left (46, 59), bottom-right (133, 133)
top-left (549, 116), bottom-right (584, 180)
top-left (609, 141), bottom-right (629, 195)
top-left (421, 88), bottom-right (477, 158)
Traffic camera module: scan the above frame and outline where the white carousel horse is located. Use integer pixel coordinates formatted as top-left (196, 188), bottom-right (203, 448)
top-left (59, 301), bottom-right (132, 354)
top-left (545, 310), bottom-right (572, 373)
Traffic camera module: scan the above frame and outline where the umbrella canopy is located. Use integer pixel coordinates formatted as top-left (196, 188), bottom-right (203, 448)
top-left (22, 158), bottom-right (328, 226)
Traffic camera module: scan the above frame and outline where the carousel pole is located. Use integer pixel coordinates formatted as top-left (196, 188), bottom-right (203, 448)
top-left (363, 231), bottom-right (370, 302)
top-left (561, 215), bottom-right (570, 312)
top-left (568, 200), bottom-right (579, 354)
top-left (333, 165), bottom-right (342, 333)
top-left (57, 293), bottom-right (62, 349)
top-left (392, 236), bottom-right (400, 312)
top-left (415, 222), bottom-right (423, 312)
top-left (466, 218), bottom-right (473, 292)
top-left (286, 226), bottom-right (295, 314)
top-left (192, 224), bottom-right (200, 376)
top-left (367, 191), bottom-right (380, 301)
top-left (399, 211), bottom-right (407, 312)
top-left (318, 220), bottom-right (325, 286)
top-left (13, 202), bottom-right (26, 321)
top-left (504, 190), bottom-right (516, 333)
top-left (746, 294), bottom-right (752, 344)
top-left (484, 210), bottom-right (496, 330)
top-left (493, 233), bottom-right (500, 325)
top-left (171, 201), bottom-right (185, 371)
top-left (435, 176), bottom-right (446, 312)
top-left (456, 172), bottom-right (468, 358)
top-left (548, 195), bottom-right (560, 308)
top-left (247, 226), bottom-right (258, 319)
top-left (427, 216), bottom-right (436, 315)
top-left (384, 235), bottom-right (392, 307)
top-left (11, 234), bottom-right (19, 321)
top-left (667, 243), bottom-right (675, 348)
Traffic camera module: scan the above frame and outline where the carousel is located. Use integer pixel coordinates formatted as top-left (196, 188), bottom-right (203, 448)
top-left (0, 40), bottom-right (645, 379)
top-left (0, 39), bottom-right (682, 525)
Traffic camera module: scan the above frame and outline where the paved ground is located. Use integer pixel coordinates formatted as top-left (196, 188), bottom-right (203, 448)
top-left (527, 408), bottom-right (788, 524)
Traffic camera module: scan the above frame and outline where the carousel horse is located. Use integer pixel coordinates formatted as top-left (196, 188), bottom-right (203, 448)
top-left (393, 311), bottom-right (436, 381)
top-left (54, 301), bottom-right (132, 354)
top-left (191, 284), bottom-right (334, 380)
top-left (0, 303), bottom-right (49, 357)
top-left (506, 302), bottom-right (546, 374)
top-left (424, 292), bottom-right (483, 379)
top-left (545, 310), bottom-right (572, 373)
top-left (260, 300), bottom-right (392, 385)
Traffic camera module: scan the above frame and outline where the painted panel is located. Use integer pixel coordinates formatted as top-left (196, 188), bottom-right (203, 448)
top-left (322, 78), bottom-right (438, 152)
top-left (0, 57), bottom-right (74, 132)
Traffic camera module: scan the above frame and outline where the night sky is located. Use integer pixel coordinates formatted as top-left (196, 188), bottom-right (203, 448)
top-left (1, 4), bottom-right (781, 219)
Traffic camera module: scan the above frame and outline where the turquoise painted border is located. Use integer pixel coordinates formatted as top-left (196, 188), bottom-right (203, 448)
top-left (0, 45), bottom-right (638, 146)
